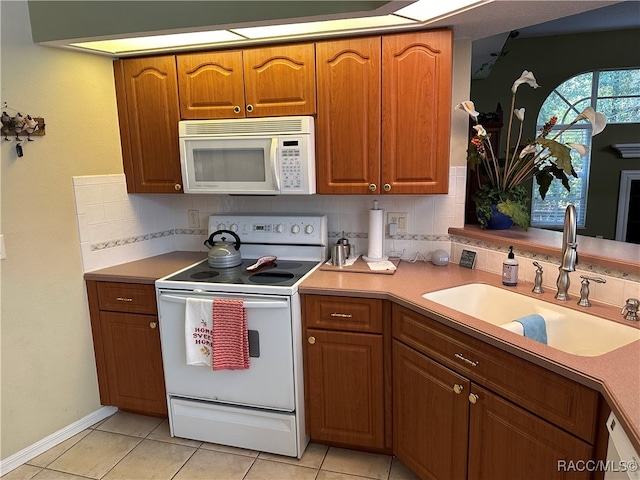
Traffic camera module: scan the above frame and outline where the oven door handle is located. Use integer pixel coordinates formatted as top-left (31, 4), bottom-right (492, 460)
top-left (159, 294), bottom-right (289, 309)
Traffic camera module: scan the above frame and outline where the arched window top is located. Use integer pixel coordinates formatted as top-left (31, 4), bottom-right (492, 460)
top-left (531, 68), bottom-right (639, 229)
top-left (537, 69), bottom-right (640, 126)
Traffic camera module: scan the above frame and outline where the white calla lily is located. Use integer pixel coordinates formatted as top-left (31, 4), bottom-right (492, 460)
top-left (473, 124), bottom-right (487, 137)
top-left (455, 101), bottom-right (479, 121)
top-left (568, 143), bottom-right (590, 157)
top-left (511, 70), bottom-right (540, 93)
top-left (518, 144), bottom-right (537, 158)
top-left (514, 108), bottom-right (525, 122)
top-left (576, 107), bottom-right (607, 136)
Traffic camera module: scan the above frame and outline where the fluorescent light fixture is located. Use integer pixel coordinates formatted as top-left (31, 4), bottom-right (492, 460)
top-left (231, 15), bottom-right (415, 39)
top-left (64, 0), bottom-right (491, 56)
top-left (70, 30), bottom-right (244, 55)
top-left (394, 0), bottom-right (488, 22)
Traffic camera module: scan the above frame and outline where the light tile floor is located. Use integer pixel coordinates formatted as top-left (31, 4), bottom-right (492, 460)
top-left (3, 411), bottom-right (420, 480)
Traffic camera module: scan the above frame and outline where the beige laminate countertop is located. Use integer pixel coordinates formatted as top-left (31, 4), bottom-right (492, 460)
top-left (83, 251), bottom-right (206, 284)
top-left (299, 260), bottom-right (640, 451)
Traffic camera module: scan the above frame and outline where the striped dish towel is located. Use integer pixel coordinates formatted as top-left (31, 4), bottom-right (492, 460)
top-left (212, 299), bottom-right (250, 370)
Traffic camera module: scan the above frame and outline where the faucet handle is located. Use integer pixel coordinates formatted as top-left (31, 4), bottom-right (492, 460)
top-left (577, 275), bottom-right (606, 307)
top-left (622, 298), bottom-right (639, 321)
top-left (532, 262), bottom-right (544, 294)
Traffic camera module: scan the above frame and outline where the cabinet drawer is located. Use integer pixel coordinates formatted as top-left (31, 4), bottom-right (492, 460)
top-left (97, 282), bottom-right (157, 315)
top-left (303, 295), bottom-right (383, 333)
top-left (392, 304), bottom-right (600, 443)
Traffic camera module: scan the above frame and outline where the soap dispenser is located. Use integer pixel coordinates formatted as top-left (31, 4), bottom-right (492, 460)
top-left (502, 246), bottom-right (519, 286)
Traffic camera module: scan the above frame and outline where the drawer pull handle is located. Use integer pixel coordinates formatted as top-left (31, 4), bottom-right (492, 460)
top-left (149, 322), bottom-right (157, 329)
top-left (308, 336), bottom-right (316, 345)
top-left (453, 384), bottom-right (464, 395)
top-left (116, 297), bottom-right (134, 302)
top-left (330, 313), bottom-right (353, 318)
top-left (454, 353), bottom-right (478, 367)
top-left (469, 393), bottom-right (479, 404)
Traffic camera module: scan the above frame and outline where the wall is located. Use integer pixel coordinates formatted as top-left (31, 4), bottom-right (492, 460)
top-left (1, 0), bottom-right (472, 462)
top-left (0, 1), bottom-right (123, 460)
top-left (470, 28), bottom-right (640, 239)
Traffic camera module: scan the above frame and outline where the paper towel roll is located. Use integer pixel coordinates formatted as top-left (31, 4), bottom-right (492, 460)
top-left (364, 207), bottom-right (387, 262)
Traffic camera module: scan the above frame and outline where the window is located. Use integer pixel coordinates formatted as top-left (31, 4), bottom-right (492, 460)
top-left (530, 68), bottom-right (640, 228)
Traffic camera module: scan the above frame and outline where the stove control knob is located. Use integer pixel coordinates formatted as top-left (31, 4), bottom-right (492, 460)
top-left (230, 223), bottom-right (238, 232)
top-left (217, 223), bottom-right (226, 230)
top-left (291, 224), bottom-right (300, 234)
top-left (304, 225), bottom-right (314, 234)
top-left (276, 224), bottom-right (284, 233)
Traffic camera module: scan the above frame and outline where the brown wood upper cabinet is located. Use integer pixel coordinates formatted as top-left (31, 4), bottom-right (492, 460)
top-left (316, 30), bottom-right (452, 194)
top-left (177, 43), bottom-right (316, 119)
top-left (114, 56), bottom-right (183, 194)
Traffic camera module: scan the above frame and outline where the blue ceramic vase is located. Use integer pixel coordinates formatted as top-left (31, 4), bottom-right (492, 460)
top-left (479, 205), bottom-right (514, 230)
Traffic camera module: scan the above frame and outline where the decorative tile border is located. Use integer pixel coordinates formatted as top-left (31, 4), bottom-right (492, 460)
top-left (329, 231), bottom-right (451, 242)
top-left (451, 235), bottom-right (640, 282)
top-left (90, 228), bottom-right (207, 251)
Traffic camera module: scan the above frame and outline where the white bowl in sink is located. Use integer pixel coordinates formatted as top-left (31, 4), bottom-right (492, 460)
top-left (422, 283), bottom-right (640, 356)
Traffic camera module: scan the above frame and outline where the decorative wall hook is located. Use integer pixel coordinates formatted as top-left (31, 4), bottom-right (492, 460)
top-left (1, 102), bottom-right (46, 143)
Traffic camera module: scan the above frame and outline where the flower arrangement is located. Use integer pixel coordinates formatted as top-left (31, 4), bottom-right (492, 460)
top-left (456, 70), bottom-right (607, 230)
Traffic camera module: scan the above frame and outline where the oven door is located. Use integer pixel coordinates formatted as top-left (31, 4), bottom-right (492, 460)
top-left (157, 290), bottom-right (294, 411)
top-left (179, 137), bottom-right (279, 194)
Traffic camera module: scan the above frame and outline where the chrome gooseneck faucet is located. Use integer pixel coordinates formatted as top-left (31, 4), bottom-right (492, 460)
top-left (556, 204), bottom-right (578, 301)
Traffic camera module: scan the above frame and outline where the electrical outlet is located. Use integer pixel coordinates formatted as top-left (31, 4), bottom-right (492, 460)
top-left (188, 209), bottom-right (200, 228)
top-left (387, 212), bottom-right (408, 234)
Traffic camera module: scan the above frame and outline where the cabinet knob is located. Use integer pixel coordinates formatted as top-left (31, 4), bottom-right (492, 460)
top-left (369, 183), bottom-right (377, 192)
top-left (149, 322), bottom-right (157, 329)
top-left (233, 105), bottom-right (241, 114)
top-left (308, 336), bottom-right (316, 345)
top-left (246, 104), bottom-right (254, 113)
top-left (453, 384), bottom-right (464, 395)
top-left (468, 393), bottom-right (479, 404)
top-left (383, 183), bottom-right (391, 192)
top-left (174, 184), bottom-right (182, 191)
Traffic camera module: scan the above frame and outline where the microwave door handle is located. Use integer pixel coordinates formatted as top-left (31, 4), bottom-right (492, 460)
top-left (270, 138), bottom-right (280, 190)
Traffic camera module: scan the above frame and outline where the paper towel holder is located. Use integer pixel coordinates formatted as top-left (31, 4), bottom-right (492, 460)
top-left (363, 200), bottom-right (388, 263)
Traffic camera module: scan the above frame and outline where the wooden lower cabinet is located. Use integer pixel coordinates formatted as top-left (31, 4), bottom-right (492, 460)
top-left (393, 340), bottom-right (470, 479)
top-left (394, 340), bottom-right (595, 480)
top-left (468, 384), bottom-right (593, 480)
top-left (99, 311), bottom-right (167, 416)
top-left (305, 329), bottom-right (385, 449)
top-left (87, 281), bottom-right (167, 416)
top-left (302, 295), bottom-right (389, 451)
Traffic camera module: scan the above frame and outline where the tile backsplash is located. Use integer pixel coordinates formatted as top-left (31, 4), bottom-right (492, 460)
top-left (72, 168), bottom-right (467, 272)
top-left (72, 170), bottom-right (639, 306)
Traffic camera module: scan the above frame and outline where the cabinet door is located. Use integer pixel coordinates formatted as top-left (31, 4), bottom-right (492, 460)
top-left (468, 384), bottom-right (594, 480)
top-left (381, 30), bottom-right (452, 194)
top-left (100, 311), bottom-right (167, 416)
top-left (315, 36), bottom-right (381, 194)
top-left (305, 329), bottom-right (384, 449)
top-left (242, 43), bottom-right (316, 117)
top-left (114, 56), bottom-right (183, 193)
top-left (177, 51), bottom-right (246, 119)
top-left (393, 340), bottom-right (469, 480)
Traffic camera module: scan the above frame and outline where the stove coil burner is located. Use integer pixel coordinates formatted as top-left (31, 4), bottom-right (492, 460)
top-left (189, 271), bottom-right (220, 280)
top-left (249, 271), bottom-right (296, 284)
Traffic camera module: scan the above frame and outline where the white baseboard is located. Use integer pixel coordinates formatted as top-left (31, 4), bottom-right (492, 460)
top-left (0, 405), bottom-right (118, 476)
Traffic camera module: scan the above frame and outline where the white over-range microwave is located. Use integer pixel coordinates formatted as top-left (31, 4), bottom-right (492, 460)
top-left (178, 116), bottom-right (315, 195)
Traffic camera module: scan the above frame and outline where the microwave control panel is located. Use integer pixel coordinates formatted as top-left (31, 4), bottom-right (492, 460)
top-left (279, 139), bottom-right (303, 191)
top-left (277, 137), bottom-right (312, 193)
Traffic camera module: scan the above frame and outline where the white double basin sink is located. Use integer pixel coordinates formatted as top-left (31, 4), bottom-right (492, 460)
top-left (422, 283), bottom-right (640, 356)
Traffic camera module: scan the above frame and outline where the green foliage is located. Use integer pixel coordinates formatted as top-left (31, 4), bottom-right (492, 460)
top-left (472, 184), bottom-right (530, 230)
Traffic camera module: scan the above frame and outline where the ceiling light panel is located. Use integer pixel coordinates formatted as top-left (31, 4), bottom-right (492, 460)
top-left (231, 15), bottom-right (415, 39)
top-left (394, 0), bottom-right (489, 22)
top-left (70, 30), bottom-right (245, 55)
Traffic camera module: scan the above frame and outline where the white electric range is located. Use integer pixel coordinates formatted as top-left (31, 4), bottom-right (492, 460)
top-left (155, 214), bottom-right (327, 458)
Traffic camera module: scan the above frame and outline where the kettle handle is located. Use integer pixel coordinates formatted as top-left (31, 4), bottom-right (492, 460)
top-left (204, 230), bottom-right (242, 251)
